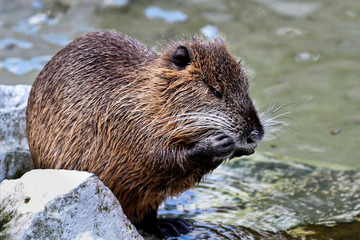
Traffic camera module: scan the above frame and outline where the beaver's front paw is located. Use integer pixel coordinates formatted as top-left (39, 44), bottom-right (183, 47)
top-left (187, 133), bottom-right (235, 162)
top-left (207, 133), bottom-right (235, 157)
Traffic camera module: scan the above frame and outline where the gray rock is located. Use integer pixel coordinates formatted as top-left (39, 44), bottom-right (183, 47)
top-left (0, 84), bottom-right (33, 182)
top-left (0, 150), bottom-right (33, 182)
top-left (0, 169), bottom-right (143, 240)
top-left (0, 84), bottom-right (30, 150)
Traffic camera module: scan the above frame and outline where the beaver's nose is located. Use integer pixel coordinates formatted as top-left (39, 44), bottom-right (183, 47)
top-left (246, 129), bottom-right (263, 144)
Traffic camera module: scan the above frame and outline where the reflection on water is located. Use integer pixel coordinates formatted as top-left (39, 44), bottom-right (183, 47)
top-left (1, 55), bottom-right (51, 75)
top-left (160, 221), bottom-right (360, 240)
top-left (158, 155), bottom-right (360, 239)
top-left (144, 6), bottom-right (188, 23)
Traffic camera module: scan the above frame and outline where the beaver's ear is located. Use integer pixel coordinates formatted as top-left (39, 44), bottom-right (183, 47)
top-left (171, 46), bottom-right (191, 70)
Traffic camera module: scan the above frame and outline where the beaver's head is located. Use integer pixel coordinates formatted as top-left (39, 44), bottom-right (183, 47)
top-left (148, 37), bottom-right (264, 161)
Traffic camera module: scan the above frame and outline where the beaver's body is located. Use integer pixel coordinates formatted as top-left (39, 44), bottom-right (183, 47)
top-left (26, 31), bottom-right (264, 238)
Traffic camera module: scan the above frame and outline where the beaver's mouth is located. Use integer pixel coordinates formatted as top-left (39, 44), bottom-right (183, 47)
top-left (232, 145), bottom-right (257, 158)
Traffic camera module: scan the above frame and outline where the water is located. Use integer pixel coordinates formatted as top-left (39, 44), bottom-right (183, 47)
top-left (1, 0), bottom-right (359, 239)
top-left (156, 155), bottom-right (360, 239)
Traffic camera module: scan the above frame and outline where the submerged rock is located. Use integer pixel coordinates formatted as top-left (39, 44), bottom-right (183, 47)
top-left (0, 169), bottom-right (143, 240)
top-left (0, 85), bottom-right (33, 183)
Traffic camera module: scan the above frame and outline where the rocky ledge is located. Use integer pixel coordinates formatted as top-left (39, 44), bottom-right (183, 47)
top-left (0, 169), bottom-right (143, 240)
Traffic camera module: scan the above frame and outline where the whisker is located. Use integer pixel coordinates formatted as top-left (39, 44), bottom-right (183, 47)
top-left (174, 112), bottom-right (233, 127)
top-left (260, 103), bottom-right (294, 121)
top-left (260, 102), bottom-right (298, 141)
top-left (167, 112), bottom-right (232, 128)
top-left (157, 111), bottom-right (233, 142)
top-left (170, 117), bottom-right (232, 132)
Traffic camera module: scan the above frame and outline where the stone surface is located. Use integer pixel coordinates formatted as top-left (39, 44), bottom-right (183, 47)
top-left (0, 84), bottom-right (30, 151)
top-left (0, 150), bottom-right (32, 182)
top-left (0, 84), bottom-right (33, 183)
top-left (0, 169), bottom-right (143, 240)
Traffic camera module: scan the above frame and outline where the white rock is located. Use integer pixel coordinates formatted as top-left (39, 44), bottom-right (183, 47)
top-left (0, 169), bottom-right (143, 240)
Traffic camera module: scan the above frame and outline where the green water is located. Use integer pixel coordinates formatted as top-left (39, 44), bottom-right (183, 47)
top-left (1, 0), bottom-right (360, 239)
top-left (156, 155), bottom-right (360, 239)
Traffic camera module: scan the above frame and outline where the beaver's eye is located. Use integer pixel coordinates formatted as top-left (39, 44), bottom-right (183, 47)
top-left (210, 87), bottom-right (223, 99)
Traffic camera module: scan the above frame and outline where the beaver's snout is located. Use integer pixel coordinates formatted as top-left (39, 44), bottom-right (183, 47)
top-left (232, 146), bottom-right (256, 157)
top-left (232, 114), bottom-right (265, 157)
top-left (234, 125), bottom-right (264, 157)
top-left (246, 129), bottom-right (264, 144)
top-left (208, 130), bottom-right (263, 159)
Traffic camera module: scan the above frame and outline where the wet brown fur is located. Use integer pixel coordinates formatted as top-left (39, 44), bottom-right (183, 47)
top-left (26, 31), bottom-right (262, 226)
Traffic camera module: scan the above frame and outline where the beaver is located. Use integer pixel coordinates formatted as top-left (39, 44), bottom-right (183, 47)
top-left (26, 31), bottom-right (264, 238)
